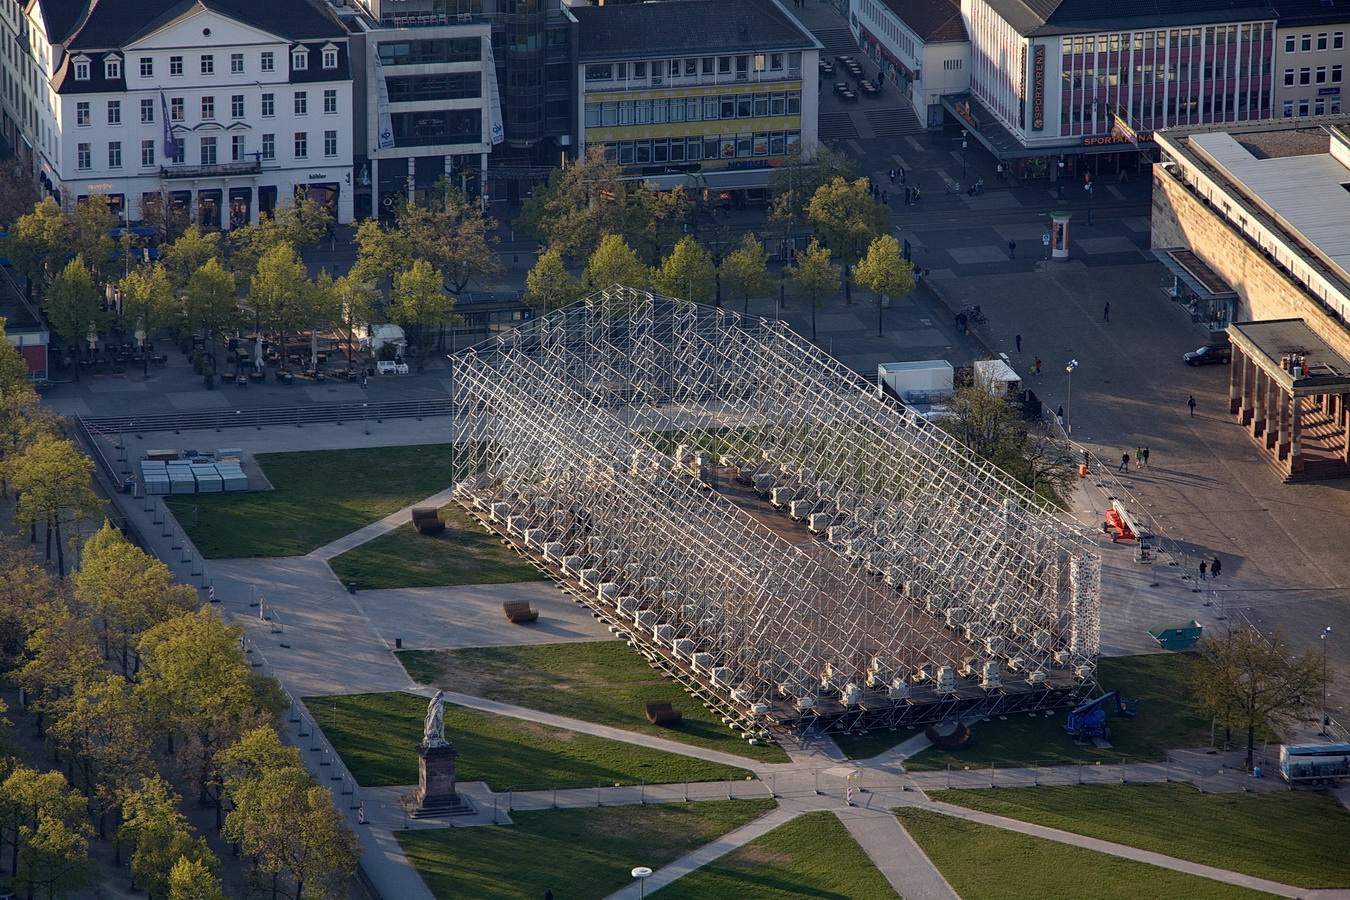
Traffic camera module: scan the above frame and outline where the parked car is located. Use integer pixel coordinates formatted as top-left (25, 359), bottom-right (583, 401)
top-left (1183, 344), bottom-right (1232, 366)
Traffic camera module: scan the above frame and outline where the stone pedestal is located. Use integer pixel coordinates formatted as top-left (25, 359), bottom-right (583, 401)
top-left (413, 743), bottom-right (473, 817)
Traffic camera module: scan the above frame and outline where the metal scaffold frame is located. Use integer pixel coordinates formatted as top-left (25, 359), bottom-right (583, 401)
top-left (451, 288), bottom-right (1100, 733)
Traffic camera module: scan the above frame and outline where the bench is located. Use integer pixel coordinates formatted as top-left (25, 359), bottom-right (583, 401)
top-left (503, 600), bottom-right (538, 624)
top-left (644, 701), bottom-right (683, 726)
top-left (411, 507), bottom-right (445, 535)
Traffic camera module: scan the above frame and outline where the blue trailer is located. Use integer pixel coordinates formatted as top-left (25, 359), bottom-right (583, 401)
top-left (1278, 743), bottom-right (1350, 785)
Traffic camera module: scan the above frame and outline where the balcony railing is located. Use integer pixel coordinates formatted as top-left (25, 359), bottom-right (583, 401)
top-left (379, 12), bottom-right (487, 28)
top-left (159, 160), bottom-right (262, 179)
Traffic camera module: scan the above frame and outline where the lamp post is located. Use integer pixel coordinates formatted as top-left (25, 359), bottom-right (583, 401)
top-left (1065, 359), bottom-right (1079, 435)
top-left (1322, 626), bottom-right (1333, 735)
top-left (631, 867), bottom-right (653, 899)
top-left (1085, 180), bottom-right (1094, 224)
top-left (961, 129), bottom-right (969, 182)
top-left (1056, 154), bottom-right (1066, 200)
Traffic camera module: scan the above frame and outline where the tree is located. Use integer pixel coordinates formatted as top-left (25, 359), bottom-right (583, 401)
top-left (0, 764), bottom-right (93, 891)
top-left (584, 234), bottom-right (648, 291)
top-left (168, 855), bottom-right (227, 900)
top-left (9, 436), bottom-right (99, 575)
top-left (853, 234), bottom-right (915, 336)
top-left (119, 775), bottom-right (218, 900)
top-left (348, 218), bottom-right (411, 294)
top-left (161, 226), bottom-right (222, 295)
top-left (228, 198), bottom-right (332, 277)
top-left (1196, 625), bottom-right (1325, 768)
top-left (185, 259), bottom-right (241, 369)
top-left (5, 198), bottom-right (73, 295)
top-left (722, 234), bottom-right (773, 317)
top-left (767, 142), bottom-right (857, 219)
top-left (806, 176), bottom-right (888, 306)
top-left (788, 239), bottom-right (840, 341)
top-left (387, 260), bottom-right (457, 362)
top-left (71, 195), bottom-right (119, 286)
top-left (45, 257), bottom-right (103, 347)
top-left (651, 236), bottom-right (715, 305)
top-left (15, 810), bottom-right (96, 899)
top-left (76, 522), bottom-right (199, 678)
top-left (399, 181), bottom-right (503, 292)
top-left (333, 274), bottom-right (379, 366)
top-left (138, 191), bottom-right (193, 246)
top-left (516, 146), bottom-right (650, 261)
top-left (629, 185), bottom-right (689, 266)
top-left (523, 248), bottom-right (585, 313)
top-left (0, 150), bottom-right (39, 229)
top-left (118, 264), bottom-right (177, 347)
top-left (0, 316), bottom-right (35, 395)
top-left (248, 243), bottom-right (310, 342)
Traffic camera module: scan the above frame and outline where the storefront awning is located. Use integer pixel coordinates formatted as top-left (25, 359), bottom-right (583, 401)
top-left (1151, 248), bottom-right (1238, 300)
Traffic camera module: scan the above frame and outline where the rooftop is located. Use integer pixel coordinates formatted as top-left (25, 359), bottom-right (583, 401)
top-left (1231, 318), bottom-right (1350, 385)
top-left (879, 0), bottom-right (966, 43)
top-left (36, 0), bottom-right (346, 49)
top-left (574, 0), bottom-right (818, 60)
top-left (983, 0), bottom-right (1279, 37)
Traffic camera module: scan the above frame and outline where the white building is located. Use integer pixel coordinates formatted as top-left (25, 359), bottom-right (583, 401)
top-left (26, 0), bottom-right (354, 227)
top-left (850, 0), bottom-right (969, 129)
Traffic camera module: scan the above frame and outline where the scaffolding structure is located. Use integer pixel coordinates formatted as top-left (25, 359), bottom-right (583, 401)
top-left (452, 288), bottom-right (1100, 732)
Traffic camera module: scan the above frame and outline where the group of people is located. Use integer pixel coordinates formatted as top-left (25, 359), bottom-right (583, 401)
top-left (1198, 557), bottom-right (1223, 579)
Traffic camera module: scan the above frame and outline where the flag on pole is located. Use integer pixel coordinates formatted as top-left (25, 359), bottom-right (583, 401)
top-left (160, 91), bottom-right (180, 160)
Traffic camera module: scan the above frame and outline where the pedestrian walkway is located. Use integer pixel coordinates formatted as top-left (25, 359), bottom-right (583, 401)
top-left (308, 484), bottom-right (462, 561)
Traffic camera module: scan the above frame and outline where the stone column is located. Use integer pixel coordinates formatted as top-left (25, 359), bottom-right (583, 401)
top-left (1229, 347), bottom-right (1243, 414)
top-left (1253, 369), bottom-right (1268, 439)
top-left (1276, 391), bottom-right (1291, 459)
top-left (1266, 379), bottom-right (1281, 449)
top-left (1290, 393), bottom-right (1304, 475)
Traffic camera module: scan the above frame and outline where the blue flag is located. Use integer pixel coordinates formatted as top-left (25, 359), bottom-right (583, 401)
top-left (160, 91), bottom-right (180, 161)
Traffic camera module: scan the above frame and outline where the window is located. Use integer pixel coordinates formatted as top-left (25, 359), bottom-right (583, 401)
top-left (141, 140), bottom-right (155, 167)
top-left (139, 57), bottom-right (153, 77)
top-left (1337, 32), bottom-right (1345, 49)
top-left (261, 133), bottom-right (275, 160)
top-left (77, 142), bottom-right (90, 169)
top-left (170, 97), bottom-right (184, 121)
top-left (74, 59), bottom-right (89, 80)
top-left (584, 64), bottom-right (612, 82)
top-left (293, 132), bottom-right (307, 158)
top-left (75, 101), bottom-right (90, 126)
top-left (107, 100), bottom-right (120, 125)
top-left (261, 51), bottom-right (275, 72)
top-left (1302, 34), bottom-right (1312, 51)
top-left (323, 129), bottom-right (337, 157)
top-left (376, 38), bottom-right (479, 65)
top-left (230, 53), bottom-right (244, 74)
top-left (322, 47), bottom-right (338, 69)
top-left (108, 141), bottom-right (121, 168)
top-left (292, 49), bottom-right (308, 71)
top-left (323, 89), bottom-right (337, 114)
top-left (1318, 33), bottom-right (1328, 50)
top-left (718, 56), bottom-right (731, 74)
top-left (1286, 35), bottom-right (1296, 52)
top-left (231, 95), bottom-right (244, 118)
top-left (770, 53), bottom-right (783, 71)
top-left (1317, 66), bottom-right (1328, 84)
top-left (200, 54), bottom-right (214, 75)
top-left (261, 94), bottom-right (274, 117)
top-left (105, 57), bottom-right (120, 79)
top-left (200, 136), bottom-right (216, 165)
top-left (169, 55), bottom-right (183, 76)
top-left (1334, 65), bottom-right (1343, 83)
top-left (232, 135), bottom-right (246, 161)
top-left (140, 98), bottom-right (154, 123)
top-left (294, 92), bottom-right (307, 115)
top-left (1283, 99), bottom-right (1294, 116)
top-left (1284, 68), bottom-right (1295, 86)
top-left (385, 73), bottom-right (480, 103)
top-left (201, 96), bottom-right (215, 119)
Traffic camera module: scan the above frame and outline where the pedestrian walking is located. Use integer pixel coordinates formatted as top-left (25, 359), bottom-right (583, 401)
top-left (1015, 333), bottom-right (1022, 352)
top-left (889, 168), bottom-right (897, 183)
top-left (1135, 447), bottom-right (1143, 466)
top-left (904, 186), bottom-right (912, 205)
top-left (899, 167), bottom-right (906, 183)
top-left (361, 374), bottom-right (368, 389)
top-left (1103, 302), bottom-right (1111, 322)
top-left (996, 162), bottom-right (1005, 180)
top-left (1199, 561), bottom-right (1207, 579)
top-left (1032, 357), bottom-right (1042, 376)
top-left (1188, 395), bottom-right (1196, 416)
top-left (1008, 240), bottom-right (1016, 259)
top-left (1118, 452), bottom-right (1129, 473)
top-left (1211, 556), bottom-right (1221, 578)
top-left (881, 190), bottom-right (888, 205)
top-left (1057, 405), bottom-right (1064, 426)
top-left (1142, 446), bottom-right (1149, 467)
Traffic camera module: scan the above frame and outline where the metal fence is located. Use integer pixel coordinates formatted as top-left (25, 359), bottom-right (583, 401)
top-left (78, 398), bottom-right (457, 435)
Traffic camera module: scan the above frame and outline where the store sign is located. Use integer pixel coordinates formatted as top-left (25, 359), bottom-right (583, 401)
top-left (1081, 132), bottom-right (1153, 147)
top-left (1319, 87), bottom-right (1340, 96)
top-left (1032, 45), bottom-right (1045, 131)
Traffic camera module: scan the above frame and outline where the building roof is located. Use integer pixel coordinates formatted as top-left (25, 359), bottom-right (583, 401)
top-left (574, 0), bottom-right (818, 60)
top-left (1271, 0), bottom-right (1350, 26)
top-left (982, 0), bottom-right (1280, 37)
top-left (880, 0), bottom-right (966, 43)
top-left (36, 0), bottom-right (346, 49)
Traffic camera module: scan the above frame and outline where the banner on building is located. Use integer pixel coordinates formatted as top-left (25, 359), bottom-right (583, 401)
top-left (485, 38), bottom-right (504, 146)
top-left (159, 91), bottom-right (180, 160)
top-left (1111, 109), bottom-right (1141, 150)
top-left (1031, 45), bottom-right (1045, 131)
top-left (372, 43), bottom-right (395, 150)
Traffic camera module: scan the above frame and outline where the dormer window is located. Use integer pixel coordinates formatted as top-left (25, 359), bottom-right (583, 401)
top-left (105, 56), bottom-right (121, 79)
top-left (291, 48), bottom-right (308, 71)
top-left (73, 57), bottom-right (89, 80)
top-left (322, 46), bottom-right (338, 70)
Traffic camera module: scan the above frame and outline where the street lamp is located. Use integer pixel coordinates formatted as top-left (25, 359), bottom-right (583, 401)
top-left (631, 867), bottom-right (653, 899)
top-left (1085, 180), bottom-right (1095, 224)
top-left (1064, 359), bottom-right (1079, 435)
top-left (961, 129), bottom-right (969, 182)
top-left (1056, 154), bottom-right (1066, 200)
top-left (1322, 626), bottom-right (1333, 735)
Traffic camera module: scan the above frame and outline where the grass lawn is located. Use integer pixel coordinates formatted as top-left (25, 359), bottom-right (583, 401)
top-left (329, 502), bottom-right (544, 589)
top-left (838, 653), bottom-right (1211, 766)
top-left (929, 782), bottom-right (1350, 889)
top-left (398, 643), bottom-right (789, 764)
top-left (177, 444), bottom-right (460, 558)
top-left (656, 811), bottom-right (900, 900)
top-left (397, 800), bottom-right (775, 900)
top-left (305, 692), bottom-right (752, 790)
top-left (896, 807), bottom-right (1278, 900)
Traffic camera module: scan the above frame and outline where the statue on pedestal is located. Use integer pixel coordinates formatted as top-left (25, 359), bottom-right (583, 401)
top-left (422, 690), bottom-right (449, 749)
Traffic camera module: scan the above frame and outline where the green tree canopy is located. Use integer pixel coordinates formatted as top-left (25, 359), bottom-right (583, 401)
top-left (517, 146), bottom-right (649, 261)
top-left (118, 264), bottom-right (177, 345)
top-left (8, 435), bottom-right (99, 575)
top-left (651, 236), bottom-right (715, 305)
top-left (722, 233), bottom-right (773, 317)
top-left (767, 142), bottom-right (857, 219)
top-left (806, 176), bottom-right (888, 305)
top-left (399, 181), bottom-right (503, 292)
top-left (5, 198), bottom-right (73, 293)
top-left (387, 259), bottom-right (457, 361)
top-left (248, 243), bottom-right (310, 339)
top-left (523, 248), bottom-right (586, 313)
top-left (788, 238), bottom-right (840, 341)
top-left (45, 257), bottom-right (104, 345)
top-left (185, 258), bottom-right (241, 356)
top-left (161, 225), bottom-right (222, 295)
top-left (584, 234), bottom-right (648, 291)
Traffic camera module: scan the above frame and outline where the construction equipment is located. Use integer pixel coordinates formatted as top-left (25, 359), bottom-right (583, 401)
top-left (1065, 690), bottom-right (1138, 747)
